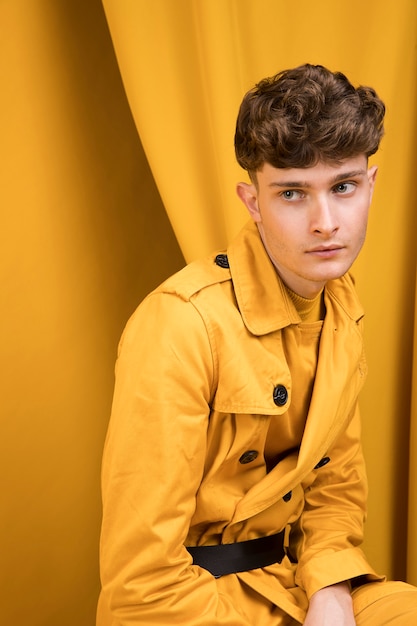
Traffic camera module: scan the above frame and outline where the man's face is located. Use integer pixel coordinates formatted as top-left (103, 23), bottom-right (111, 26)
top-left (237, 155), bottom-right (378, 299)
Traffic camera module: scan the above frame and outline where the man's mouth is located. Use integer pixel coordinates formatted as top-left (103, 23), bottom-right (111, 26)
top-left (306, 245), bottom-right (344, 257)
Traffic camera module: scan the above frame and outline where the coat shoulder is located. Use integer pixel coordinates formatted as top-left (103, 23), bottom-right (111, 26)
top-left (154, 252), bottom-right (232, 302)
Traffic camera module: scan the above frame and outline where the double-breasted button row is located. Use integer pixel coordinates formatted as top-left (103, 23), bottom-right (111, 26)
top-left (238, 453), bottom-right (331, 468)
top-left (237, 450), bottom-right (331, 509)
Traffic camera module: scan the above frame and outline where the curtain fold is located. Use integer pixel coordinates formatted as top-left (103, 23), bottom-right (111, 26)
top-left (102, 0), bottom-right (249, 259)
top-left (102, 0), bottom-right (417, 583)
top-left (408, 284), bottom-right (417, 584)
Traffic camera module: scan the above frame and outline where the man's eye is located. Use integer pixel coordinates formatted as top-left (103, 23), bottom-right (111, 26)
top-left (281, 190), bottom-right (302, 200)
top-left (334, 182), bottom-right (355, 194)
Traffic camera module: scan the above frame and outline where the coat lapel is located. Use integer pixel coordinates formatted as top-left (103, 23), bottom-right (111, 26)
top-left (297, 284), bottom-right (366, 467)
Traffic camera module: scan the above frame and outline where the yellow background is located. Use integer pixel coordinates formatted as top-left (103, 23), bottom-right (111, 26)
top-left (1, 2), bottom-right (184, 624)
top-left (1, 1), bottom-right (417, 624)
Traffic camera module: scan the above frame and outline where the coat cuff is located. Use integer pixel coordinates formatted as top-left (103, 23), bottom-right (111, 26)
top-left (296, 547), bottom-right (385, 599)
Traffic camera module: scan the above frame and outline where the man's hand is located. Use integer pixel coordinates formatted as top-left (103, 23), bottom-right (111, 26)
top-left (303, 582), bottom-right (355, 625)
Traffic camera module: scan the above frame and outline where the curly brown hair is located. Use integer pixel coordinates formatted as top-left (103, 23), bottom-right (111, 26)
top-left (234, 64), bottom-right (385, 178)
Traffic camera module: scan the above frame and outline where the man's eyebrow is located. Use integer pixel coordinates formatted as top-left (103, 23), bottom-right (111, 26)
top-left (268, 169), bottom-right (367, 188)
top-left (330, 169), bottom-right (367, 183)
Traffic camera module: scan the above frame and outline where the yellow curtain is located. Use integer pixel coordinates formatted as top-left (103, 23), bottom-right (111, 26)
top-left (102, 0), bottom-right (417, 583)
top-left (1, 1), bottom-right (184, 624)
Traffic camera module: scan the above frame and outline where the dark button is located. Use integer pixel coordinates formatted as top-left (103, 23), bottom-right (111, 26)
top-left (283, 490), bottom-right (292, 502)
top-left (214, 253), bottom-right (229, 268)
top-left (239, 450), bottom-right (259, 464)
top-left (314, 456), bottom-right (331, 469)
top-left (273, 384), bottom-right (288, 406)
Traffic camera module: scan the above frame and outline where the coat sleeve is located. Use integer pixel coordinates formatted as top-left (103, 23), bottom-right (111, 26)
top-left (98, 291), bottom-right (250, 626)
top-left (291, 402), bottom-right (384, 598)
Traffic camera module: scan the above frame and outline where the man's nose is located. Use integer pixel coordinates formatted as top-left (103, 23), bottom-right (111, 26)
top-left (310, 195), bottom-right (339, 235)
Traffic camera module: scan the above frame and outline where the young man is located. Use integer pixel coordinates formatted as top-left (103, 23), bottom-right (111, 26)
top-left (97, 64), bottom-right (417, 625)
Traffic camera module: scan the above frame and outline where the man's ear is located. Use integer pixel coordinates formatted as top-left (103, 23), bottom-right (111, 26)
top-left (367, 165), bottom-right (378, 202)
top-left (236, 182), bottom-right (261, 223)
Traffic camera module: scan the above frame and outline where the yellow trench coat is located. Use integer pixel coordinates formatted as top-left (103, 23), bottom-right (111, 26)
top-left (97, 221), bottom-right (383, 625)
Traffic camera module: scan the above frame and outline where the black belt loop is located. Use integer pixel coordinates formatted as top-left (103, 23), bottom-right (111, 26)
top-left (186, 530), bottom-right (286, 578)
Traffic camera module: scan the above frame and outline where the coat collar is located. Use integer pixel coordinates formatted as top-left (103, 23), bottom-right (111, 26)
top-left (227, 220), bottom-right (364, 335)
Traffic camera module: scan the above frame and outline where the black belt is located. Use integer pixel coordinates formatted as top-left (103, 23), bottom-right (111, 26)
top-left (186, 530), bottom-right (286, 578)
